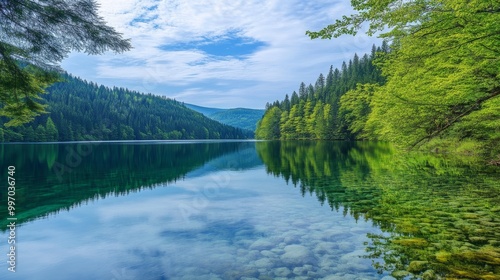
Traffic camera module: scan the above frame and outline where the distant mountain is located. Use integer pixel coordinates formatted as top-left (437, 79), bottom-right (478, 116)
top-left (184, 103), bottom-right (225, 116)
top-left (0, 73), bottom-right (253, 142)
top-left (185, 104), bottom-right (265, 132)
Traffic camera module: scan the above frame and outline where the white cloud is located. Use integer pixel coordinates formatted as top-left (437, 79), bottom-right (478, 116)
top-left (62, 0), bottom-right (381, 108)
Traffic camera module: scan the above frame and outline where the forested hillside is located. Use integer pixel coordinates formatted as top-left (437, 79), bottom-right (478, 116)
top-left (0, 73), bottom-right (252, 141)
top-left (257, 37), bottom-right (499, 161)
top-left (185, 104), bottom-right (264, 132)
top-left (256, 43), bottom-right (386, 140)
top-left (209, 108), bottom-right (264, 132)
top-left (302, 0), bottom-right (500, 161)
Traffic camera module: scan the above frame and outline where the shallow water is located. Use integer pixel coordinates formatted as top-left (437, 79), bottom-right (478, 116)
top-left (0, 141), bottom-right (498, 279)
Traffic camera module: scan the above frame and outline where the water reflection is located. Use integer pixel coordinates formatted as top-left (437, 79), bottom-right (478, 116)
top-left (0, 141), bottom-right (498, 279)
top-left (256, 140), bottom-right (500, 279)
top-left (0, 141), bottom-right (258, 229)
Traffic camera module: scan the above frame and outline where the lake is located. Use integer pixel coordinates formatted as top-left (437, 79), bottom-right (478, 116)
top-left (0, 141), bottom-right (499, 280)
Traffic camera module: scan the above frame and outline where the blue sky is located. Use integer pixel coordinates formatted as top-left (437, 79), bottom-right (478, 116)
top-left (61, 0), bottom-right (380, 109)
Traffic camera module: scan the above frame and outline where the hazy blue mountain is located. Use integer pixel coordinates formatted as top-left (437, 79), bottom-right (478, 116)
top-left (185, 104), bottom-right (265, 132)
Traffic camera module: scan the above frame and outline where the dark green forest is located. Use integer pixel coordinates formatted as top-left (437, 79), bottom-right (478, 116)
top-left (0, 73), bottom-right (252, 141)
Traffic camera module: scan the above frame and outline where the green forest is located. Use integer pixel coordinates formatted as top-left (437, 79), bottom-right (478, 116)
top-left (0, 73), bottom-right (252, 141)
top-left (256, 43), bottom-right (387, 141)
top-left (257, 0), bottom-right (499, 162)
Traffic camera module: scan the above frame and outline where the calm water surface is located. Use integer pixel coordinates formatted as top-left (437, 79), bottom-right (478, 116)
top-left (0, 141), bottom-right (498, 280)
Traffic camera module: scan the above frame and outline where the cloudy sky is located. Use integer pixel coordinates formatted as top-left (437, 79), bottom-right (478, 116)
top-left (61, 0), bottom-right (380, 109)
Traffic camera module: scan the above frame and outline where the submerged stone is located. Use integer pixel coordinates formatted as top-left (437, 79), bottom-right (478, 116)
top-left (254, 258), bottom-right (273, 268)
top-left (280, 245), bottom-right (315, 265)
top-left (435, 251), bottom-right (452, 263)
top-left (249, 239), bottom-right (275, 251)
top-left (274, 267), bottom-right (291, 277)
top-left (391, 270), bottom-right (410, 278)
top-left (408, 261), bottom-right (428, 273)
top-left (421, 269), bottom-right (437, 280)
top-left (392, 238), bottom-right (428, 247)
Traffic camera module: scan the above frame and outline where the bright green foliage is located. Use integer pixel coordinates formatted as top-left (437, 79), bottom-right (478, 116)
top-left (339, 83), bottom-right (378, 139)
top-left (0, 0), bottom-right (131, 126)
top-left (1, 73), bottom-right (252, 141)
top-left (256, 45), bottom-right (386, 140)
top-left (307, 0), bottom-right (500, 158)
top-left (255, 106), bottom-right (282, 139)
top-left (0, 63), bottom-right (58, 126)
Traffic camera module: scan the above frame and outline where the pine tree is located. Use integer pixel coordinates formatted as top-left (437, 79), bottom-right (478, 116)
top-left (0, 0), bottom-right (131, 126)
top-left (45, 117), bottom-right (59, 141)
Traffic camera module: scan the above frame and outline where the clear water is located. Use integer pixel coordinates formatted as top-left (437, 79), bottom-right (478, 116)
top-left (0, 141), bottom-right (498, 279)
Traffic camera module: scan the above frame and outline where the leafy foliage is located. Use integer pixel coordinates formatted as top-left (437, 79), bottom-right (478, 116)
top-left (256, 44), bottom-right (387, 140)
top-left (0, 0), bottom-right (131, 125)
top-left (306, 0), bottom-right (500, 158)
top-left (0, 73), bottom-right (252, 141)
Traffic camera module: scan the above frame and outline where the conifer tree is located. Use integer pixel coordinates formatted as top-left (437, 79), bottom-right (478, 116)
top-left (0, 0), bottom-right (132, 126)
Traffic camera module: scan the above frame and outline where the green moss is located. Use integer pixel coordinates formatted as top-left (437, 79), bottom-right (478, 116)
top-left (392, 238), bottom-right (429, 247)
top-left (408, 261), bottom-right (429, 273)
top-left (435, 251), bottom-right (452, 263)
top-left (462, 213), bottom-right (480, 219)
top-left (456, 248), bottom-right (500, 266)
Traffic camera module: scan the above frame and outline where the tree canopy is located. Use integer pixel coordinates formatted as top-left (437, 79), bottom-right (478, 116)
top-left (0, 73), bottom-right (252, 141)
top-left (304, 0), bottom-right (499, 158)
top-left (255, 44), bottom-right (387, 141)
top-left (0, 0), bottom-right (131, 126)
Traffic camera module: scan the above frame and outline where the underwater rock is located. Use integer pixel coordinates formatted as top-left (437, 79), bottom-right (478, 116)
top-left (273, 267), bottom-right (291, 277)
top-left (391, 270), bottom-right (410, 278)
top-left (408, 261), bottom-right (428, 273)
top-left (469, 236), bottom-right (488, 244)
top-left (321, 229), bottom-right (352, 242)
top-left (392, 238), bottom-right (428, 247)
top-left (421, 269), bottom-right (438, 280)
top-left (292, 266), bottom-right (306, 276)
top-left (283, 234), bottom-right (301, 244)
top-left (337, 250), bottom-right (373, 272)
top-left (280, 245), bottom-right (315, 265)
top-left (254, 258), bottom-right (273, 268)
top-left (314, 242), bottom-right (337, 255)
top-left (320, 275), bottom-right (345, 280)
top-left (455, 248), bottom-right (500, 265)
top-left (249, 239), bottom-right (275, 250)
top-left (435, 251), bottom-right (452, 263)
top-left (260, 250), bottom-right (276, 258)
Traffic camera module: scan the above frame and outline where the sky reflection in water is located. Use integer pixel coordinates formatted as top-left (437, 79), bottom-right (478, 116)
top-left (0, 142), bottom-right (385, 280)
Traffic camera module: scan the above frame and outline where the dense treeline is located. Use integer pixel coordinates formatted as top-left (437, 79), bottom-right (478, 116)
top-left (256, 43), bottom-right (387, 140)
top-left (0, 73), bottom-right (252, 141)
top-left (301, 0), bottom-right (500, 160)
top-left (257, 37), bottom-right (499, 160)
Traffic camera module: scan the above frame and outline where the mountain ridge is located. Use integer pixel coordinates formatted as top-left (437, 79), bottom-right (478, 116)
top-left (185, 103), bottom-right (264, 132)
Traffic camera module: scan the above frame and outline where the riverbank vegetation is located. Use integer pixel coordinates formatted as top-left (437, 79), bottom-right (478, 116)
top-left (256, 0), bottom-right (499, 162)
